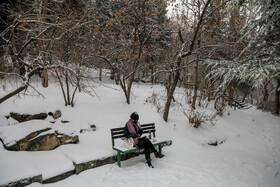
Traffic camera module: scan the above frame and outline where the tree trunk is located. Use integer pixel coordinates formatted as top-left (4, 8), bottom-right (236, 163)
top-left (76, 64), bottom-right (81, 92)
top-left (263, 84), bottom-right (269, 101)
top-left (55, 70), bottom-right (67, 106)
top-left (274, 79), bottom-right (280, 115)
top-left (151, 65), bottom-right (154, 84)
top-left (65, 71), bottom-right (71, 105)
top-left (110, 67), bottom-right (115, 80)
top-left (126, 78), bottom-right (134, 104)
top-left (214, 95), bottom-right (221, 110)
top-left (137, 71), bottom-right (141, 81)
top-left (115, 75), bottom-right (119, 85)
top-left (118, 73), bottom-right (135, 105)
top-left (99, 65), bottom-right (102, 81)
top-left (71, 86), bottom-right (78, 107)
top-left (41, 69), bottom-right (48, 88)
top-left (0, 85), bottom-right (27, 104)
top-left (0, 68), bottom-right (39, 104)
top-left (179, 61), bottom-right (184, 88)
top-left (191, 56), bottom-right (199, 109)
top-left (163, 59), bottom-right (181, 122)
top-left (250, 93), bottom-right (254, 104)
top-left (0, 56), bottom-right (4, 79)
top-left (207, 80), bottom-right (214, 101)
top-left (228, 84), bottom-right (234, 107)
top-left (242, 92), bottom-right (247, 102)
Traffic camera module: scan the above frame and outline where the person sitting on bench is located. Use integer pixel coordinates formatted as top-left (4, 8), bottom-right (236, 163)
top-left (124, 112), bottom-right (164, 168)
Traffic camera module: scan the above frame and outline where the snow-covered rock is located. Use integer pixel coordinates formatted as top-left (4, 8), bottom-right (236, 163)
top-left (0, 120), bottom-right (79, 151)
top-left (10, 112), bottom-right (48, 123)
top-left (80, 124), bottom-right (96, 133)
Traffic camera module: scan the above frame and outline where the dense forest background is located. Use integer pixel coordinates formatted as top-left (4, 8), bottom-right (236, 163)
top-left (0, 0), bottom-right (279, 122)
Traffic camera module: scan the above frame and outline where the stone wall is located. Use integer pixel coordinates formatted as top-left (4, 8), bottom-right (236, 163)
top-left (0, 152), bottom-right (141, 187)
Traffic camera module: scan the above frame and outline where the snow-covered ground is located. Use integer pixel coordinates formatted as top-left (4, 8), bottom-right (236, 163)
top-left (0, 76), bottom-right (279, 187)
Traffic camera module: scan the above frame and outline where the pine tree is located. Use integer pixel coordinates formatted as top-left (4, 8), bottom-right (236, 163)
top-left (205, 0), bottom-right (280, 114)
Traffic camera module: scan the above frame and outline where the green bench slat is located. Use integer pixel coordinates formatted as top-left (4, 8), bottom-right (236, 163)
top-left (111, 124), bottom-right (155, 139)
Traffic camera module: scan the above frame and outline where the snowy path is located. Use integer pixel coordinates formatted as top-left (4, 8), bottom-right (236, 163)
top-left (261, 118), bottom-right (280, 178)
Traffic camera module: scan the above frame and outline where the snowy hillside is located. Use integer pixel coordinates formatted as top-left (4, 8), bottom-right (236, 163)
top-left (0, 77), bottom-right (279, 187)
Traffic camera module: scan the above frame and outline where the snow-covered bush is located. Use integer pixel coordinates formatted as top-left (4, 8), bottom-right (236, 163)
top-left (183, 108), bottom-right (217, 128)
top-left (145, 92), bottom-right (165, 114)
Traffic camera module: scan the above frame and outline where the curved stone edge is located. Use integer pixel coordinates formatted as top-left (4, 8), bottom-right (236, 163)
top-left (43, 170), bottom-right (75, 184)
top-left (0, 174), bottom-right (42, 187)
top-left (74, 152), bottom-right (140, 175)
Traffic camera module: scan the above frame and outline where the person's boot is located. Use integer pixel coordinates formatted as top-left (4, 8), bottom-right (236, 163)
top-left (146, 159), bottom-right (154, 168)
top-left (154, 151), bottom-right (164, 158)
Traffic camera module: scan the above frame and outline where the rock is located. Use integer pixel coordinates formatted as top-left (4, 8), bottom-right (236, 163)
top-left (207, 139), bottom-right (226, 146)
top-left (48, 110), bottom-right (62, 119)
top-left (5, 131), bottom-right (79, 151)
top-left (0, 120), bottom-right (79, 151)
top-left (90, 124), bottom-right (96, 130)
top-left (0, 115), bottom-right (9, 127)
top-left (10, 112), bottom-right (47, 123)
top-left (2, 127), bottom-right (52, 151)
top-left (13, 133), bottom-right (79, 151)
top-left (53, 110), bottom-right (62, 119)
top-left (80, 124), bottom-right (96, 133)
top-left (207, 141), bottom-right (218, 146)
top-left (57, 132), bottom-right (79, 145)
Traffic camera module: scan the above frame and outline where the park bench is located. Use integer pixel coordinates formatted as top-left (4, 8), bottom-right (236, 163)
top-left (111, 123), bottom-right (172, 167)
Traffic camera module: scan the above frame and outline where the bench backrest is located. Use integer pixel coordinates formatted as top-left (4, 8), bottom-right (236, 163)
top-left (111, 123), bottom-right (156, 147)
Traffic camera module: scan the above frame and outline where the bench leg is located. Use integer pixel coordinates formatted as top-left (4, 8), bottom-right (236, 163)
top-left (158, 145), bottom-right (162, 154)
top-left (117, 151), bottom-right (121, 167)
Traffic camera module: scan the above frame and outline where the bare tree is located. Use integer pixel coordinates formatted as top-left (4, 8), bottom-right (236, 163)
top-left (161, 0), bottom-right (213, 122)
top-left (93, 0), bottom-right (169, 104)
top-left (0, 0), bottom-right (95, 106)
top-left (0, 0), bottom-right (55, 104)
